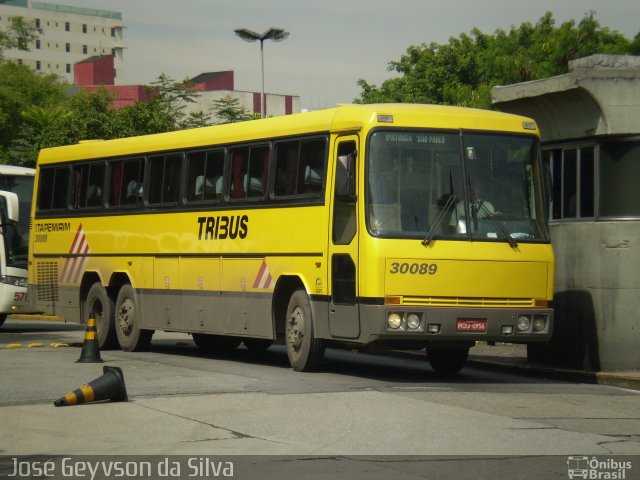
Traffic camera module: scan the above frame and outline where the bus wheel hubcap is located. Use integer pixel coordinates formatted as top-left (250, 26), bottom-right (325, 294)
top-left (288, 307), bottom-right (304, 351)
top-left (118, 299), bottom-right (134, 336)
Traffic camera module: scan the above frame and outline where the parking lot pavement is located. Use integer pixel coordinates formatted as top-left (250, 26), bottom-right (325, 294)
top-left (3, 316), bottom-right (639, 391)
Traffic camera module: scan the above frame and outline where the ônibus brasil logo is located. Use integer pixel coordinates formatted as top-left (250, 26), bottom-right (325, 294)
top-left (567, 456), bottom-right (632, 479)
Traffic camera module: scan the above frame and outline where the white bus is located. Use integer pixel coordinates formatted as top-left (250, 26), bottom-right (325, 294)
top-left (0, 165), bottom-right (39, 326)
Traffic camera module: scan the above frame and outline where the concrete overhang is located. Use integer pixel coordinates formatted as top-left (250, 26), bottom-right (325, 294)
top-left (492, 55), bottom-right (640, 143)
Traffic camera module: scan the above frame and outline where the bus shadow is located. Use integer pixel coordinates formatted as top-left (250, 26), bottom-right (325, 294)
top-left (147, 340), bottom-right (551, 386)
top-left (149, 340), bottom-right (293, 370)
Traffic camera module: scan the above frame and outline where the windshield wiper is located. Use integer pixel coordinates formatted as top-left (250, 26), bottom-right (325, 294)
top-left (423, 194), bottom-right (456, 246)
top-left (477, 203), bottom-right (519, 249)
top-left (424, 170), bottom-right (458, 246)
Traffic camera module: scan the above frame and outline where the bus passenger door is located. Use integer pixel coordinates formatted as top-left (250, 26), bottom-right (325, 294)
top-left (328, 136), bottom-right (360, 339)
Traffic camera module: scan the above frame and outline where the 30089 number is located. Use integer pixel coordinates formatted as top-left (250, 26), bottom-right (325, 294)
top-left (389, 262), bottom-right (438, 275)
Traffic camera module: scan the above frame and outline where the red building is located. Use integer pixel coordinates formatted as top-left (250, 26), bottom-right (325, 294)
top-left (74, 55), bottom-right (151, 108)
top-left (73, 56), bottom-right (300, 116)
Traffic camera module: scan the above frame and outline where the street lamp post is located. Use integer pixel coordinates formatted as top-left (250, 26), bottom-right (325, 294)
top-left (234, 27), bottom-right (289, 118)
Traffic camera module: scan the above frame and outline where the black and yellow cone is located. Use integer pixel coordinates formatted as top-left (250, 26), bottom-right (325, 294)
top-left (76, 317), bottom-right (103, 363)
top-left (54, 366), bottom-right (128, 407)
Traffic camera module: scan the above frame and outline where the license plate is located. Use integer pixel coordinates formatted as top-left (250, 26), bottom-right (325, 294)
top-left (456, 318), bottom-right (487, 332)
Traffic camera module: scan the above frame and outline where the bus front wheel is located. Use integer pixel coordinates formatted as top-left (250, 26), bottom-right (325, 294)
top-left (427, 347), bottom-right (469, 375)
top-left (83, 282), bottom-right (117, 349)
top-left (285, 289), bottom-right (325, 372)
top-left (115, 284), bottom-right (152, 352)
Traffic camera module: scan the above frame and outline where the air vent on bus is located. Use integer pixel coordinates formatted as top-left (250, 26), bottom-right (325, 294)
top-left (402, 296), bottom-right (536, 308)
top-left (36, 261), bottom-right (59, 302)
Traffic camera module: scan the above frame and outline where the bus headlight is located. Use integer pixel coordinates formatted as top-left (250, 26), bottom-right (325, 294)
top-left (0, 275), bottom-right (27, 288)
top-left (406, 313), bottom-right (421, 330)
top-left (533, 315), bottom-right (547, 332)
top-left (516, 315), bottom-right (531, 332)
top-left (387, 313), bottom-right (402, 330)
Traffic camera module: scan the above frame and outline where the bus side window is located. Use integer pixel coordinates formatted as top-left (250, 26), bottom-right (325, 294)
top-left (246, 145), bottom-right (269, 199)
top-left (230, 148), bottom-right (248, 199)
top-left (148, 154), bottom-right (182, 205)
top-left (300, 138), bottom-right (326, 194)
top-left (109, 162), bottom-right (122, 206)
top-left (274, 141), bottom-right (299, 196)
top-left (87, 164), bottom-right (105, 207)
top-left (73, 163), bottom-right (105, 209)
top-left (186, 150), bottom-right (224, 203)
top-left (120, 158), bottom-right (144, 206)
top-left (37, 166), bottom-right (70, 211)
top-left (274, 137), bottom-right (326, 197)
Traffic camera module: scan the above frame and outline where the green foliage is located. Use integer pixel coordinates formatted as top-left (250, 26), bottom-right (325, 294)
top-left (149, 73), bottom-right (209, 129)
top-left (0, 61), bottom-right (66, 165)
top-left (210, 95), bottom-right (253, 124)
top-left (355, 12), bottom-right (636, 108)
top-left (0, 68), bottom-right (214, 166)
top-left (0, 16), bottom-right (41, 59)
top-left (631, 33), bottom-right (640, 55)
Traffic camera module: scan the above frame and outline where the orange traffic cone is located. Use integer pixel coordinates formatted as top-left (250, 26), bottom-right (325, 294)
top-left (54, 366), bottom-right (128, 407)
top-left (76, 317), bottom-right (103, 363)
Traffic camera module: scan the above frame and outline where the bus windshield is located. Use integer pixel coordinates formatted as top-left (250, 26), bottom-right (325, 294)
top-left (366, 130), bottom-right (549, 243)
top-left (0, 175), bottom-right (33, 269)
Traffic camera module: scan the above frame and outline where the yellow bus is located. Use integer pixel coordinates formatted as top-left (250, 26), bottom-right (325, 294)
top-left (28, 103), bottom-right (554, 374)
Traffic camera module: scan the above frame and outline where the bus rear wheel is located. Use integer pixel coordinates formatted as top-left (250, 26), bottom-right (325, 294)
top-left (83, 282), bottom-right (118, 349)
top-left (115, 284), bottom-right (152, 352)
top-left (285, 289), bottom-right (325, 372)
top-left (427, 347), bottom-right (469, 375)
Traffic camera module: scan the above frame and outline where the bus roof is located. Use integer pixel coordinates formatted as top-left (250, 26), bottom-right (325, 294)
top-left (0, 164), bottom-right (36, 176)
top-left (36, 103), bottom-right (539, 165)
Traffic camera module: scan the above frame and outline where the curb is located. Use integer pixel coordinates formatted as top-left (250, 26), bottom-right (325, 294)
top-left (466, 357), bottom-right (640, 391)
top-left (0, 342), bottom-right (70, 349)
top-left (387, 349), bottom-right (640, 391)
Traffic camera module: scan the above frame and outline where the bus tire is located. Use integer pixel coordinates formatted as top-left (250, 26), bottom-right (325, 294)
top-left (83, 282), bottom-right (118, 349)
top-left (193, 334), bottom-right (241, 353)
top-left (0, 314), bottom-right (6, 327)
top-left (115, 284), bottom-right (152, 352)
top-left (285, 289), bottom-right (325, 372)
top-left (427, 347), bottom-right (469, 375)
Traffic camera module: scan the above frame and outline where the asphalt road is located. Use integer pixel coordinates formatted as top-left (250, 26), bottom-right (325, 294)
top-left (1, 318), bottom-right (639, 479)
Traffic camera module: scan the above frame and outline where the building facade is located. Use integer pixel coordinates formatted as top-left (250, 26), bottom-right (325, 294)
top-left (73, 62), bottom-right (301, 119)
top-left (185, 71), bottom-right (300, 120)
top-left (0, 0), bottom-right (123, 83)
top-left (2, 1), bottom-right (299, 120)
top-left (492, 55), bottom-right (640, 371)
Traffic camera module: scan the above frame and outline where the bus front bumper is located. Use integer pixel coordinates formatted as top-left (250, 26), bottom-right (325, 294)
top-left (360, 305), bottom-right (553, 346)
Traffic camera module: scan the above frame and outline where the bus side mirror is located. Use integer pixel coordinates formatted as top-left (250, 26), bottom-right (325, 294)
top-left (0, 190), bottom-right (19, 225)
top-left (336, 153), bottom-right (357, 202)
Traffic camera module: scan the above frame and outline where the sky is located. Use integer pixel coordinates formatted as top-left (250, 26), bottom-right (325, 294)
top-left (52, 0), bottom-right (640, 110)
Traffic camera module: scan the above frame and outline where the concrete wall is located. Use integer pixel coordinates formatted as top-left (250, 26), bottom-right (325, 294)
top-left (493, 55), bottom-right (640, 142)
top-left (531, 222), bottom-right (640, 371)
top-left (185, 90), bottom-right (301, 123)
top-left (493, 55), bottom-right (640, 371)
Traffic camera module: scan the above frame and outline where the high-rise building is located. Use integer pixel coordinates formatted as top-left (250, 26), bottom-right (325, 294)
top-left (0, 0), bottom-right (123, 83)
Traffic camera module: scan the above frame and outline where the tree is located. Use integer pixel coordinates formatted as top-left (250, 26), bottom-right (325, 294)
top-left (210, 95), bottom-right (253, 124)
top-left (355, 12), bottom-right (636, 108)
top-left (0, 70), bottom-right (214, 166)
top-left (113, 94), bottom-right (175, 137)
top-left (149, 74), bottom-right (208, 129)
top-left (0, 16), bottom-right (41, 59)
top-left (0, 61), bottom-right (66, 165)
